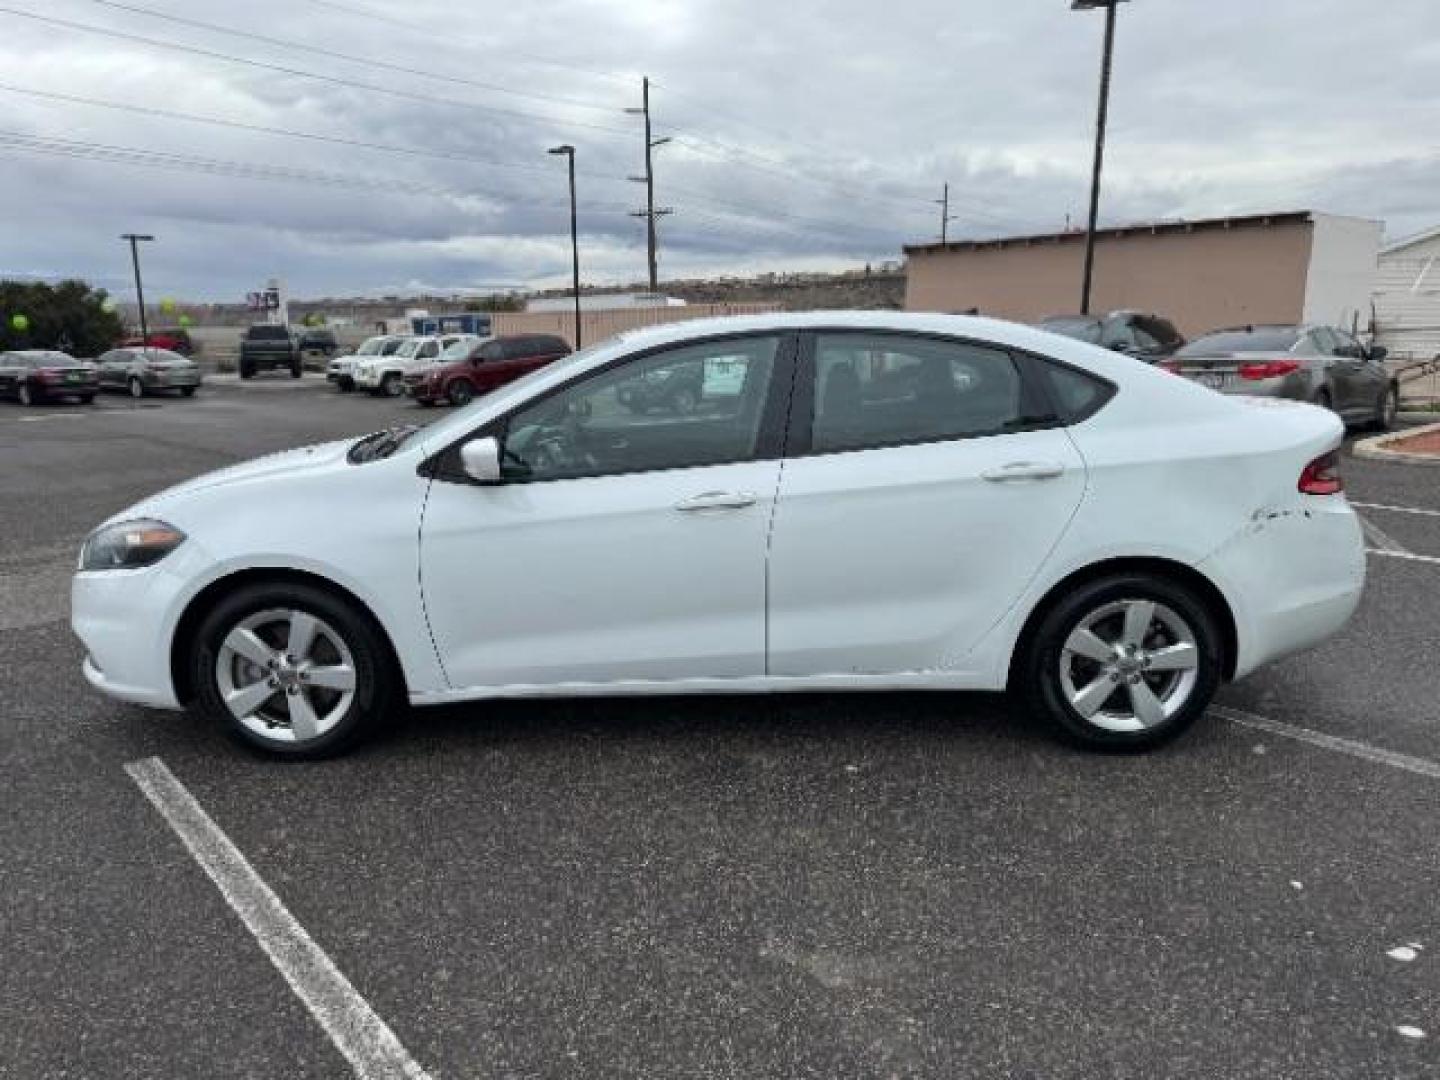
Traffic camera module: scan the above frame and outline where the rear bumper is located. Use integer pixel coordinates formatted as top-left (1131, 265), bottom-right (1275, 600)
top-left (143, 371), bottom-right (202, 388)
top-left (1199, 496), bottom-right (1365, 679)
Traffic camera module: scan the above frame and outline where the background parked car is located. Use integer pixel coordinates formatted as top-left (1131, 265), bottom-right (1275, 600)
top-left (328, 335), bottom-right (406, 391)
top-left (1039, 311), bottom-right (1185, 361)
top-left (238, 324), bottom-right (302, 379)
top-left (617, 358), bottom-right (707, 414)
top-left (0, 350), bottom-right (97, 405)
top-left (1168, 324), bottom-right (1397, 428)
top-left (407, 333), bottom-right (571, 406)
top-left (119, 327), bottom-right (194, 357)
top-left (355, 334), bottom-right (474, 397)
top-left (95, 347), bottom-right (202, 398)
top-left (298, 328), bottom-right (338, 358)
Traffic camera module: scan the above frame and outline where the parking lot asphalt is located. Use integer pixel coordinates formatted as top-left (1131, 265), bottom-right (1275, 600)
top-left (2, 377), bottom-right (1437, 1079)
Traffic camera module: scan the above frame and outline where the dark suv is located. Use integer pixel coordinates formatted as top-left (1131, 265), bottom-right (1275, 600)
top-left (298, 328), bottom-right (339, 357)
top-left (238, 325), bottom-right (302, 379)
top-left (407, 334), bottom-right (571, 406)
top-left (1039, 311), bottom-right (1185, 361)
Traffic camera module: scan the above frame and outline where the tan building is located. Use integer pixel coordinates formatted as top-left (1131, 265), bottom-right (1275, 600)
top-left (904, 211), bottom-right (1381, 339)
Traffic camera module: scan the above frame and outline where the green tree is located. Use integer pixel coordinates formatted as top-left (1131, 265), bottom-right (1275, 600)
top-left (463, 294), bottom-right (523, 313)
top-left (0, 279), bottom-right (126, 357)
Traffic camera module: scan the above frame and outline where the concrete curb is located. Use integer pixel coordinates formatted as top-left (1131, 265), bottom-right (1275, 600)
top-left (1398, 410), bottom-right (1440, 424)
top-left (1353, 420), bottom-right (1440, 466)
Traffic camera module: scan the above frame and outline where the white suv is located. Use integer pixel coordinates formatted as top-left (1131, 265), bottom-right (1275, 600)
top-left (327, 335), bottom-right (405, 391)
top-left (354, 335), bottom-right (475, 397)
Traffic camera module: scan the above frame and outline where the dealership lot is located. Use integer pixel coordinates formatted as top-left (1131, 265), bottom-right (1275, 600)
top-left (2, 380), bottom-right (1438, 1078)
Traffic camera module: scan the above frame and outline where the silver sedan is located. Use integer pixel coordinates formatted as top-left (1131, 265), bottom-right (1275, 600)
top-left (95, 347), bottom-right (203, 399)
top-left (1168, 324), bottom-right (1397, 428)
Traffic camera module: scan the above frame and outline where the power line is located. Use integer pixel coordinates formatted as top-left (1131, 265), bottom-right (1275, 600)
top-left (0, 6), bottom-right (636, 137)
top-left (79, 0), bottom-right (626, 117)
top-left (291, 0), bottom-right (638, 87)
top-left (0, 81), bottom-right (629, 181)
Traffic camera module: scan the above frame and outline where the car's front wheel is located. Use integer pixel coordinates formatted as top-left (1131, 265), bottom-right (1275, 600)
top-left (17, 382), bottom-right (35, 406)
top-left (1018, 573), bottom-right (1222, 751)
top-left (189, 581), bottom-right (400, 757)
top-left (1374, 383), bottom-right (1399, 431)
top-left (128, 376), bottom-right (145, 399)
top-left (379, 373), bottom-right (404, 397)
top-left (446, 380), bottom-right (474, 407)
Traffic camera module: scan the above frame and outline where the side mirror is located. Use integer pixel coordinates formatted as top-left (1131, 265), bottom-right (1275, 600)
top-left (459, 436), bottom-right (502, 483)
top-left (1369, 345), bottom-right (1389, 362)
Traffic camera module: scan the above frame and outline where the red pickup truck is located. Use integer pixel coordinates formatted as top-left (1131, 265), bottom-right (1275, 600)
top-left (406, 333), bottom-right (571, 406)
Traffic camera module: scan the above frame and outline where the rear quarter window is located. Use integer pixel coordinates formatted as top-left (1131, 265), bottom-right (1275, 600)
top-left (1038, 359), bottom-right (1116, 424)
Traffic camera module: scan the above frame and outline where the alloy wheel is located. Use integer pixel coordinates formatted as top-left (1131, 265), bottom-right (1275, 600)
top-left (214, 607), bottom-right (358, 744)
top-left (129, 377), bottom-right (144, 399)
top-left (1057, 598), bottom-right (1200, 733)
top-left (18, 383), bottom-right (32, 406)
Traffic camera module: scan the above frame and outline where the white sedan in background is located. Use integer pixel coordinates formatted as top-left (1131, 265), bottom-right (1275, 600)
top-left (71, 312), bottom-right (1364, 757)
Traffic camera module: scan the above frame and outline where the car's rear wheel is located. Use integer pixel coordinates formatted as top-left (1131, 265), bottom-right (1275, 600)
top-left (1019, 573), bottom-right (1222, 751)
top-left (128, 376), bottom-right (145, 399)
top-left (180, 386), bottom-right (197, 398)
top-left (290, 359), bottom-right (303, 379)
top-left (240, 361), bottom-right (255, 380)
top-left (1374, 383), bottom-right (1399, 431)
top-left (189, 581), bottom-right (399, 758)
top-left (337, 377), bottom-right (354, 392)
top-left (380, 373), bottom-right (403, 397)
top-left (18, 382), bottom-right (35, 406)
top-left (446, 380), bottom-right (474, 407)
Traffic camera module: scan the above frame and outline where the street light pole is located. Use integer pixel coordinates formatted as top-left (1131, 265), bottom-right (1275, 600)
top-left (548, 145), bottom-right (582, 349)
top-left (1072, 0), bottom-right (1127, 316)
top-left (120, 233), bottom-right (155, 351)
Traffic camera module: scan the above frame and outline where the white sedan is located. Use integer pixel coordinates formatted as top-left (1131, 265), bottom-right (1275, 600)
top-left (71, 312), bottom-right (1364, 757)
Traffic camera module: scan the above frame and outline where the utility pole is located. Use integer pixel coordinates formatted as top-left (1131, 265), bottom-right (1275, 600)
top-left (120, 233), bottom-right (155, 352)
top-left (1071, 0), bottom-right (1127, 316)
top-left (935, 182), bottom-right (957, 244)
top-left (626, 76), bottom-right (672, 292)
top-left (547, 145), bottom-right (582, 349)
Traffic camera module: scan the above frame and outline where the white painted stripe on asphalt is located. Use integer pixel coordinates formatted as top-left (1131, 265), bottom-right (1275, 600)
top-left (1360, 516), bottom-right (1413, 555)
top-left (1352, 500), bottom-right (1440, 518)
top-left (124, 757), bottom-right (433, 1080)
top-left (1367, 548), bottom-right (1440, 566)
top-left (14, 413), bottom-right (86, 423)
top-left (1212, 706), bottom-right (1440, 781)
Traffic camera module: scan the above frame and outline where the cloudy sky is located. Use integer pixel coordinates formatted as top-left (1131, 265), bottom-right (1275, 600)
top-left (1, 0), bottom-right (1438, 300)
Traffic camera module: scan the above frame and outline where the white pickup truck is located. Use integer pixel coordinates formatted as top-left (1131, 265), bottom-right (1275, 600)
top-left (353, 334), bottom-right (476, 397)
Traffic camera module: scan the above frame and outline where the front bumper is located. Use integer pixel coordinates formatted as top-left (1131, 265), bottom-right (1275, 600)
top-left (71, 540), bottom-right (216, 711)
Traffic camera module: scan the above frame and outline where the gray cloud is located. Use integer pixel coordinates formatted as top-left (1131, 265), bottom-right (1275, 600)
top-left (0, 0), bottom-right (1436, 299)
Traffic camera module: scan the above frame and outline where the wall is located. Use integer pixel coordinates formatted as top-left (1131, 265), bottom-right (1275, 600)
top-left (491, 302), bottom-right (782, 348)
top-left (1373, 235), bottom-right (1440, 361)
top-left (1302, 213), bottom-right (1382, 330)
top-left (905, 220), bottom-right (1315, 338)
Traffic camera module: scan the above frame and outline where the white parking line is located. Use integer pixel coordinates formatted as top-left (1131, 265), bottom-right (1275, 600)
top-left (1352, 501), bottom-right (1440, 518)
top-left (1360, 517), bottom-right (1413, 555)
top-left (14, 413), bottom-right (87, 423)
top-left (1367, 548), bottom-right (1440, 566)
top-left (1212, 706), bottom-right (1440, 780)
top-left (124, 757), bottom-right (433, 1080)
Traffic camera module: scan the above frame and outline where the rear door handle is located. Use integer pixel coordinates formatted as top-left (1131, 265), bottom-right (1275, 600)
top-left (675, 491), bottom-right (758, 512)
top-left (981, 461), bottom-right (1066, 482)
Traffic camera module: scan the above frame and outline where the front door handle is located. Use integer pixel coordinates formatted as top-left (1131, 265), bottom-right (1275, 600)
top-left (981, 461), bottom-right (1066, 482)
top-left (675, 491), bottom-right (758, 512)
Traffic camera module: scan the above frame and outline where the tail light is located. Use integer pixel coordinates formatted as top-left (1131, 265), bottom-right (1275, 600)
top-left (1238, 359), bottom-right (1301, 380)
top-left (1298, 450), bottom-right (1343, 495)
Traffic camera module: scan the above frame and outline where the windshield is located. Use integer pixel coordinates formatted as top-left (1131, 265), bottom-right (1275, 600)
top-left (1178, 327), bottom-right (1301, 356)
top-left (1040, 317), bottom-right (1103, 344)
top-left (355, 337), bottom-right (387, 356)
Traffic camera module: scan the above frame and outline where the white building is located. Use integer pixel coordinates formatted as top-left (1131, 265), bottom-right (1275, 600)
top-left (1373, 226), bottom-right (1440, 360)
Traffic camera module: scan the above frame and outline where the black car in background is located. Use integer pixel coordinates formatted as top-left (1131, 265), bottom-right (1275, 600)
top-left (1040, 310), bottom-right (1185, 361)
top-left (298, 328), bottom-right (339, 357)
top-left (238, 324), bottom-right (302, 379)
top-left (0, 350), bottom-right (98, 405)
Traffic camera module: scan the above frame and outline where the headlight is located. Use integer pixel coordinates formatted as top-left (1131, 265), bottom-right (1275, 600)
top-left (80, 519), bottom-right (186, 571)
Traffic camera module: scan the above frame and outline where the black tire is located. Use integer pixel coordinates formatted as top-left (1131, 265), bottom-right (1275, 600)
top-left (290, 359), bottom-right (303, 379)
top-left (1314, 388), bottom-right (1333, 412)
top-left (128, 376), bottom-right (145, 399)
top-left (1372, 383), bottom-right (1399, 431)
top-left (446, 380), bottom-right (474, 407)
top-left (78, 394), bottom-right (95, 405)
top-left (380, 373), bottom-right (403, 398)
top-left (337, 377), bottom-right (354, 392)
top-left (1016, 572), bottom-right (1223, 751)
top-left (189, 580), bottom-right (400, 758)
top-left (180, 386), bottom-right (197, 398)
top-left (240, 361), bottom-right (255, 380)
top-left (17, 382), bottom-right (35, 407)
